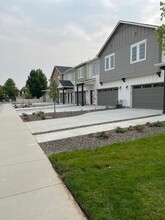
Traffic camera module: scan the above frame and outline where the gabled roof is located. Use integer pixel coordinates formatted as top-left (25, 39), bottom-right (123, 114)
top-left (74, 57), bottom-right (99, 69)
top-left (97, 20), bottom-right (159, 57)
top-left (50, 65), bottom-right (72, 79)
top-left (56, 66), bottom-right (72, 74)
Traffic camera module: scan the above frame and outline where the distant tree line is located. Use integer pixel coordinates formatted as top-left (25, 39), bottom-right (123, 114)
top-left (0, 78), bottom-right (19, 101)
top-left (0, 69), bottom-right (48, 102)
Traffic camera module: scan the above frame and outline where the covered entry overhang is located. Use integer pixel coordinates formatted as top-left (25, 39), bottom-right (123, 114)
top-left (76, 79), bottom-right (95, 106)
top-left (58, 80), bottom-right (74, 104)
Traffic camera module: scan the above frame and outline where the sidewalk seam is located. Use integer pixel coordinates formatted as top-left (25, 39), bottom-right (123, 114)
top-left (0, 183), bottom-right (62, 200)
top-left (0, 158), bottom-right (47, 168)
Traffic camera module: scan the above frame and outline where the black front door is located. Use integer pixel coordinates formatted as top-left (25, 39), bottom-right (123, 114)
top-left (90, 90), bottom-right (93, 105)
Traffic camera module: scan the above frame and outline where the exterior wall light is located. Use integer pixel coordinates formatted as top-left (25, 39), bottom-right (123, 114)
top-left (156, 72), bottom-right (161, 77)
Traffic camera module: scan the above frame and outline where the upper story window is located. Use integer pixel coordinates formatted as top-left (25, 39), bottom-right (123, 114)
top-left (64, 73), bottom-right (74, 81)
top-left (91, 61), bottom-right (99, 75)
top-left (78, 67), bottom-right (84, 79)
top-left (105, 53), bottom-right (115, 71)
top-left (130, 39), bottom-right (146, 64)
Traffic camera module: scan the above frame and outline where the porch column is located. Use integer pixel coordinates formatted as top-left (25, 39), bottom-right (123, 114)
top-left (68, 92), bottom-right (69, 103)
top-left (154, 63), bottom-right (165, 114)
top-left (163, 69), bottom-right (165, 114)
top-left (159, 66), bottom-right (165, 114)
top-left (77, 85), bottom-right (79, 106)
top-left (63, 89), bottom-right (65, 104)
top-left (81, 83), bottom-right (84, 106)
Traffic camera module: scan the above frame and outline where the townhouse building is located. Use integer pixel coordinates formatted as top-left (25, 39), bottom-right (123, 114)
top-left (97, 20), bottom-right (163, 110)
top-left (50, 21), bottom-right (164, 110)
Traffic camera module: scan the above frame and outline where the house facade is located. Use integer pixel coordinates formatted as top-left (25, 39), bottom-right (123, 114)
top-left (97, 21), bottom-right (164, 109)
top-left (50, 21), bottom-right (164, 110)
top-left (74, 58), bottom-right (101, 105)
top-left (50, 65), bottom-right (72, 103)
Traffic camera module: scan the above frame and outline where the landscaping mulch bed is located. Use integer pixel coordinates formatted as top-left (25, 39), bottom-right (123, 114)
top-left (20, 108), bottom-right (109, 122)
top-left (40, 121), bottom-right (165, 156)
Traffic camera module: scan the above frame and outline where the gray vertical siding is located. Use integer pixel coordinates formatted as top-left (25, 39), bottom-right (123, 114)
top-left (99, 24), bottom-right (161, 83)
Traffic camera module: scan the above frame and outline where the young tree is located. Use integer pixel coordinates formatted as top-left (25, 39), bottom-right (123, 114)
top-left (21, 86), bottom-right (32, 105)
top-left (26, 69), bottom-right (47, 98)
top-left (0, 85), bottom-right (5, 101)
top-left (49, 79), bottom-right (59, 113)
top-left (156, 1), bottom-right (165, 54)
top-left (4, 78), bottom-right (19, 101)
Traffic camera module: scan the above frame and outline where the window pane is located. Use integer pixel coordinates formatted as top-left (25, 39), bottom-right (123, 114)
top-left (139, 42), bottom-right (145, 60)
top-left (105, 57), bottom-right (109, 70)
top-left (92, 63), bottom-right (96, 75)
top-left (110, 55), bottom-right (114, 68)
top-left (132, 46), bottom-right (137, 62)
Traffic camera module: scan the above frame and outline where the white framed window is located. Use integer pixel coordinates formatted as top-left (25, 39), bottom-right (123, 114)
top-left (105, 53), bottom-right (115, 71)
top-left (130, 39), bottom-right (146, 64)
top-left (78, 67), bottom-right (84, 79)
top-left (91, 61), bottom-right (99, 75)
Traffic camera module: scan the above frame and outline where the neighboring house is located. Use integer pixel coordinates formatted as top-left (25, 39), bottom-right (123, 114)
top-left (74, 58), bottom-right (100, 105)
top-left (97, 20), bottom-right (163, 109)
top-left (50, 65), bottom-right (72, 103)
top-left (59, 67), bottom-right (75, 104)
top-left (50, 65), bottom-right (72, 81)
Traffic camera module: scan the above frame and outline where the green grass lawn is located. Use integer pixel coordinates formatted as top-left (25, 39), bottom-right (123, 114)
top-left (49, 134), bottom-right (165, 220)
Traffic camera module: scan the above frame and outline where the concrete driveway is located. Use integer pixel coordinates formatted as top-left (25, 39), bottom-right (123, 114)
top-left (16, 104), bottom-right (107, 115)
top-left (26, 108), bottom-right (162, 134)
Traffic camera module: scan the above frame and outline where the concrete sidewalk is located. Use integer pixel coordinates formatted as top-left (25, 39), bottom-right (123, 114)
top-left (0, 104), bottom-right (86, 220)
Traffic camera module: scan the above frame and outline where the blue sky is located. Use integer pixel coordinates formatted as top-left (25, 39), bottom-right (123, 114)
top-left (0, 0), bottom-right (162, 88)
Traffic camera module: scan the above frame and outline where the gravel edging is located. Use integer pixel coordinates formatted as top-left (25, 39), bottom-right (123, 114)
top-left (39, 123), bottom-right (165, 156)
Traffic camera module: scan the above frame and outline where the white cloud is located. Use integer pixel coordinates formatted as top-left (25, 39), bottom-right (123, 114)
top-left (140, 0), bottom-right (161, 25)
top-left (1, 14), bottom-right (23, 28)
top-left (63, 24), bottom-right (92, 42)
top-left (101, 0), bottom-right (116, 8)
top-left (0, 0), bottom-right (163, 88)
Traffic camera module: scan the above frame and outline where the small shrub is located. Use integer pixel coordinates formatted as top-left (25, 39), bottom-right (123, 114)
top-left (127, 125), bottom-right (134, 131)
top-left (133, 124), bottom-right (145, 132)
top-left (146, 122), bottom-right (153, 127)
top-left (116, 100), bottom-right (123, 109)
top-left (95, 131), bottom-right (109, 139)
top-left (22, 113), bottom-right (29, 121)
top-left (152, 121), bottom-right (163, 127)
top-left (115, 127), bottom-right (126, 133)
top-left (36, 111), bottom-right (45, 117)
top-left (41, 115), bottom-right (46, 120)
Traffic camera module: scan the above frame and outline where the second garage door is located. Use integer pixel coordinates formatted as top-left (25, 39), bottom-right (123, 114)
top-left (132, 83), bottom-right (163, 110)
top-left (98, 87), bottom-right (118, 106)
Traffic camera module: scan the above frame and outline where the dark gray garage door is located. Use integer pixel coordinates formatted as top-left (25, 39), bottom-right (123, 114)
top-left (98, 87), bottom-right (118, 106)
top-left (75, 91), bottom-right (86, 105)
top-left (132, 83), bottom-right (163, 109)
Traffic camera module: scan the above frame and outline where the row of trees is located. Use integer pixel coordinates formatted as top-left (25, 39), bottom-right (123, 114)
top-left (0, 69), bottom-right (59, 112)
top-left (0, 78), bottom-right (19, 101)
